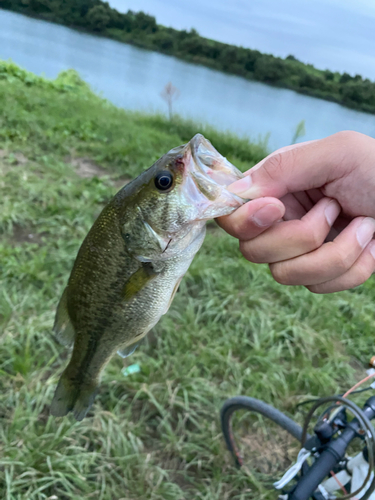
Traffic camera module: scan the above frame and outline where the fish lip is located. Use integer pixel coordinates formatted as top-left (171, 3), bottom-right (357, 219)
top-left (188, 134), bottom-right (243, 187)
top-left (178, 134), bottom-right (246, 221)
top-left (189, 133), bottom-right (205, 152)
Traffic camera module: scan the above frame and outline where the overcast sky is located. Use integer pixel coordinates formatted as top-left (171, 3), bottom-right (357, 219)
top-left (107, 0), bottom-right (375, 80)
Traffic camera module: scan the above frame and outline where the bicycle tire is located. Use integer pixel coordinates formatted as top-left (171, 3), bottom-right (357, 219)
top-left (221, 396), bottom-right (306, 469)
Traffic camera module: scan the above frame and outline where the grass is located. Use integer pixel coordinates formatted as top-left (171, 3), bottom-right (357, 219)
top-left (1, 60), bottom-right (375, 500)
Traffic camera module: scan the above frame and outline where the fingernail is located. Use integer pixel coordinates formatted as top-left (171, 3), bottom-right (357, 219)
top-left (228, 175), bottom-right (252, 195)
top-left (252, 204), bottom-right (284, 227)
top-left (356, 217), bottom-right (375, 248)
top-left (324, 200), bottom-right (341, 226)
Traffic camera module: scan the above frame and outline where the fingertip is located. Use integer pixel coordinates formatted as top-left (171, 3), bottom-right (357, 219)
top-left (227, 174), bottom-right (252, 195)
top-left (217, 197), bottom-right (285, 239)
top-left (324, 199), bottom-right (341, 227)
top-left (252, 203), bottom-right (285, 227)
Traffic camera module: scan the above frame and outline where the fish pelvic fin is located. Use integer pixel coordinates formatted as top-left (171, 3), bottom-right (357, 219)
top-left (50, 371), bottom-right (98, 421)
top-left (117, 338), bottom-right (143, 358)
top-left (53, 287), bottom-right (76, 348)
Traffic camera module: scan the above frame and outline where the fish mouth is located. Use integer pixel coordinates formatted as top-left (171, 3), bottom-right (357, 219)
top-left (183, 134), bottom-right (247, 220)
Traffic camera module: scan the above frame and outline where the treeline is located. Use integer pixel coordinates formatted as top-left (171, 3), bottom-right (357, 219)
top-left (2, 0), bottom-right (375, 114)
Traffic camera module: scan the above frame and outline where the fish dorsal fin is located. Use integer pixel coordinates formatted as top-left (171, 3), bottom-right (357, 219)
top-left (123, 262), bottom-right (159, 301)
top-left (53, 287), bottom-right (76, 347)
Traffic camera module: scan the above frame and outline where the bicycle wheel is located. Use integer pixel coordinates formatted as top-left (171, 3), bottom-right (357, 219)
top-left (221, 396), bottom-right (305, 486)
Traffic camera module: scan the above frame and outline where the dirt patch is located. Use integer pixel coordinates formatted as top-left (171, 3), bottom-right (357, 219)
top-left (68, 156), bottom-right (131, 189)
top-left (11, 224), bottom-right (47, 245)
top-left (12, 152), bottom-right (28, 165)
top-left (69, 157), bottom-right (109, 179)
top-left (0, 150), bottom-right (28, 175)
top-left (228, 416), bottom-right (300, 476)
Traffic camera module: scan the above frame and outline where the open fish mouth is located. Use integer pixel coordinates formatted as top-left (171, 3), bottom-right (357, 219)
top-left (137, 133), bottom-right (249, 259)
top-left (183, 134), bottom-right (247, 220)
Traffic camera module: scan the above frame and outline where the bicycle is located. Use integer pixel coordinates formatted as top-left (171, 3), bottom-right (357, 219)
top-left (221, 360), bottom-right (375, 499)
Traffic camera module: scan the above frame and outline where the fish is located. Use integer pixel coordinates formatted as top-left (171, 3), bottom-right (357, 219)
top-left (50, 134), bottom-right (246, 421)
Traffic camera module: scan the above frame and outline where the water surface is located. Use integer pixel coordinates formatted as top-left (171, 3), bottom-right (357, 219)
top-left (1, 9), bottom-right (375, 150)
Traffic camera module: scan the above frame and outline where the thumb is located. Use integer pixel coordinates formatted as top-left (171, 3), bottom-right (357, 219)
top-left (229, 132), bottom-right (361, 199)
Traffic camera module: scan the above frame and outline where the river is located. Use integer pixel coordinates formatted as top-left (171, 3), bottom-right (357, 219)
top-left (1, 8), bottom-right (375, 150)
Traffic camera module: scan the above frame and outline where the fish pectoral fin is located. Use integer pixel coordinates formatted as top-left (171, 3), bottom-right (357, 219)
top-left (53, 287), bottom-right (76, 348)
top-left (123, 262), bottom-right (159, 301)
top-left (117, 338), bottom-right (143, 358)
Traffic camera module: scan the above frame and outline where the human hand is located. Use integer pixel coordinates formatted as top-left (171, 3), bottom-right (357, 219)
top-left (218, 131), bottom-right (375, 293)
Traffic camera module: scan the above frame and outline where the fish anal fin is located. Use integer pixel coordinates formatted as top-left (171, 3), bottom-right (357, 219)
top-left (53, 287), bottom-right (76, 348)
top-left (123, 262), bottom-right (159, 301)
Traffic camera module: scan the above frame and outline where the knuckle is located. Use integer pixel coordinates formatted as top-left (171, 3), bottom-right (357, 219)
top-left (262, 151), bottom-right (292, 181)
top-left (306, 285), bottom-right (322, 294)
top-left (232, 216), bottom-right (253, 240)
top-left (239, 240), bottom-right (265, 263)
top-left (303, 224), bottom-right (324, 250)
top-left (332, 131), bottom-right (368, 159)
top-left (270, 262), bottom-right (293, 285)
top-left (331, 245), bottom-right (352, 274)
top-left (334, 130), bottom-right (361, 143)
top-left (222, 217), bottom-right (241, 238)
top-left (355, 262), bottom-right (373, 285)
top-left (328, 130), bottom-right (368, 172)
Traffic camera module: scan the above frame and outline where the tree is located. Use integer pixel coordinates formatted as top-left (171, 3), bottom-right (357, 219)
top-left (220, 46), bottom-right (238, 71)
top-left (133, 11), bottom-right (157, 32)
top-left (339, 72), bottom-right (352, 84)
top-left (160, 82), bottom-right (180, 120)
top-left (86, 4), bottom-right (110, 32)
top-left (254, 56), bottom-right (290, 83)
top-left (299, 73), bottom-right (326, 91)
top-left (244, 50), bottom-right (261, 72)
top-left (153, 30), bottom-right (175, 51)
top-left (178, 35), bottom-right (205, 57)
top-left (324, 70), bottom-right (335, 81)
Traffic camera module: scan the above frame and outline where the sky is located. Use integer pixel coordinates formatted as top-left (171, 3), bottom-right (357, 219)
top-left (107, 0), bottom-right (375, 80)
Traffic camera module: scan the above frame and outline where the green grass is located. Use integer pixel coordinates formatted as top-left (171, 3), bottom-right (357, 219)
top-left (1, 60), bottom-right (375, 500)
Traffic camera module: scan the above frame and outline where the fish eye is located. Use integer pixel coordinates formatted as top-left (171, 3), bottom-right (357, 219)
top-left (154, 171), bottom-right (174, 191)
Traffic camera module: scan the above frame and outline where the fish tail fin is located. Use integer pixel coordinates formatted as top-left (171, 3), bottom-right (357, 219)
top-left (50, 372), bottom-right (98, 421)
top-left (72, 384), bottom-right (98, 421)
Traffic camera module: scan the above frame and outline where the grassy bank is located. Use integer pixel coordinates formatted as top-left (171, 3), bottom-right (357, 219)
top-left (1, 61), bottom-right (375, 500)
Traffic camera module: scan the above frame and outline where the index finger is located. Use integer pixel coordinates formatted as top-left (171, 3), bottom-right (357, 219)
top-left (228, 131), bottom-right (368, 200)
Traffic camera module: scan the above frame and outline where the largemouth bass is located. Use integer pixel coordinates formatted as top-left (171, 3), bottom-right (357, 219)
top-left (50, 134), bottom-right (245, 421)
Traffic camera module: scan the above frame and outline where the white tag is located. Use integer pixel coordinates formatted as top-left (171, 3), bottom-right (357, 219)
top-left (273, 448), bottom-right (311, 489)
